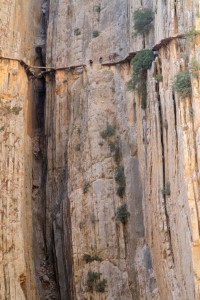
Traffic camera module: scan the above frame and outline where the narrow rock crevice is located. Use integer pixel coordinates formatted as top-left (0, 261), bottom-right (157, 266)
top-left (156, 80), bottom-right (175, 265)
top-left (30, 1), bottom-right (69, 299)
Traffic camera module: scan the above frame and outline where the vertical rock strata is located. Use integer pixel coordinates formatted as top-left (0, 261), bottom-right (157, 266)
top-left (0, 59), bottom-right (37, 300)
top-left (1, 0), bottom-right (200, 299)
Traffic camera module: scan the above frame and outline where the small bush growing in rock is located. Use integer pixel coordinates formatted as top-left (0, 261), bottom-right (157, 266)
top-left (116, 202), bottom-right (130, 224)
top-left (0, 126), bottom-right (5, 132)
top-left (108, 141), bottom-right (121, 162)
top-left (86, 271), bottom-right (101, 292)
top-left (95, 5), bottom-right (101, 13)
top-left (93, 30), bottom-right (100, 38)
top-left (115, 166), bottom-right (126, 197)
top-left (117, 186), bottom-right (125, 198)
top-left (161, 182), bottom-right (170, 196)
top-left (11, 107), bottom-right (22, 115)
top-left (79, 221), bottom-right (85, 230)
top-left (154, 74), bottom-right (163, 82)
top-left (86, 271), bottom-right (107, 293)
top-left (95, 279), bottom-right (107, 292)
top-left (185, 27), bottom-right (199, 40)
top-left (83, 254), bottom-right (102, 263)
top-left (108, 141), bottom-right (115, 152)
top-left (114, 143), bottom-right (121, 163)
top-left (127, 49), bottom-right (154, 109)
top-left (101, 124), bottom-right (116, 139)
top-left (133, 8), bottom-right (154, 35)
top-left (190, 58), bottom-right (200, 78)
top-left (115, 166), bottom-right (125, 186)
top-left (83, 182), bottom-right (90, 193)
top-left (127, 50), bottom-right (154, 91)
top-left (74, 28), bottom-right (81, 36)
top-left (173, 70), bottom-right (192, 97)
top-left (141, 96), bottom-right (147, 110)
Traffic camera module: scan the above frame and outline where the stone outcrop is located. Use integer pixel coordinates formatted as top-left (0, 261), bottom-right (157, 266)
top-left (1, 0), bottom-right (200, 299)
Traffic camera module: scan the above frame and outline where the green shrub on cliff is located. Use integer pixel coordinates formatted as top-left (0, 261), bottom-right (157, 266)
top-left (173, 70), bottom-right (192, 97)
top-left (115, 166), bottom-right (125, 186)
top-left (95, 279), bottom-right (107, 292)
top-left (115, 166), bottom-right (126, 197)
top-left (74, 28), bottom-right (81, 36)
top-left (101, 124), bottom-right (116, 139)
top-left (83, 254), bottom-right (102, 263)
top-left (161, 182), bottom-right (170, 196)
top-left (127, 49), bottom-right (154, 91)
top-left (86, 271), bottom-right (107, 293)
top-left (116, 186), bottom-right (125, 197)
top-left (127, 49), bottom-right (154, 109)
top-left (83, 182), bottom-right (90, 193)
top-left (154, 74), bottom-right (163, 82)
top-left (116, 202), bottom-right (130, 224)
top-left (95, 5), bottom-right (101, 13)
top-left (133, 8), bottom-right (154, 35)
top-left (86, 271), bottom-right (101, 291)
top-left (93, 30), bottom-right (100, 38)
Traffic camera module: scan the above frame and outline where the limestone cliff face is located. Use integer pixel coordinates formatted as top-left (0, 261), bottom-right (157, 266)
top-left (1, 0), bottom-right (200, 299)
top-left (0, 1), bottom-right (45, 299)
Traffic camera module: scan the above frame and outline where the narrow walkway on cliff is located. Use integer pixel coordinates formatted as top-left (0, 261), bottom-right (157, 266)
top-left (0, 32), bottom-right (195, 79)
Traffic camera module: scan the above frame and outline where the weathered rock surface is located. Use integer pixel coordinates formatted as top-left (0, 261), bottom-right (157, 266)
top-left (1, 0), bottom-right (200, 299)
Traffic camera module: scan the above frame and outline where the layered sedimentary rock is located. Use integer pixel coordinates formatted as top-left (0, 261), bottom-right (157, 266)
top-left (1, 0), bottom-right (200, 299)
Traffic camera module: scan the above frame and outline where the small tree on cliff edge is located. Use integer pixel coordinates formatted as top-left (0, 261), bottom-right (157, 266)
top-left (133, 8), bottom-right (154, 35)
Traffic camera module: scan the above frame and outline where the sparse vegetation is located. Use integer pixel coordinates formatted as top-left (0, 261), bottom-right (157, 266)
top-left (74, 28), bottom-right (81, 36)
top-left (95, 5), bottom-right (101, 13)
top-left (108, 141), bottom-right (115, 152)
top-left (115, 166), bottom-right (125, 186)
top-left (116, 186), bottom-right (125, 198)
top-left (83, 182), bottom-right (90, 193)
top-left (86, 271), bottom-right (101, 292)
top-left (86, 271), bottom-right (107, 293)
top-left (185, 27), bottom-right (199, 40)
top-left (79, 221), bottom-right (85, 229)
top-left (1, 105), bottom-right (22, 116)
top-left (93, 30), bottom-right (100, 38)
top-left (173, 70), bottom-right (192, 97)
top-left (11, 107), bottom-right (22, 115)
top-left (114, 143), bottom-right (121, 163)
top-left (116, 202), bottom-right (130, 224)
top-left (190, 58), bottom-right (200, 78)
top-left (161, 182), bottom-right (170, 196)
top-left (127, 50), bottom-right (154, 91)
top-left (95, 279), bottom-right (107, 292)
top-left (127, 50), bottom-right (154, 109)
top-left (115, 166), bottom-right (126, 197)
top-left (154, 74), bottom-right (163, 82)
top-left (0, 126), bottom-right (5, 132)
top-left (83, 254), bottom-right (102, 263)
top-left (101, 124), bottom-right (116, 139)
top-left (133, 8), bottom-right (154, 35)
top-left (108, 141), bottom-right (121, 162)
